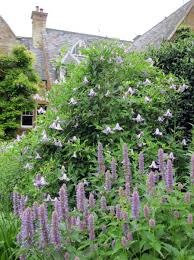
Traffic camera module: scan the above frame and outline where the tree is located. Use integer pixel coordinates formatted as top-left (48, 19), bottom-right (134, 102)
top-left (149, 26), bottom-right (194, 139)
top-left (0, 45), bottom-right (38, 139)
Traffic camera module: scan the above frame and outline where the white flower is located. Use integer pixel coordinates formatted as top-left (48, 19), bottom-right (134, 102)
top-left (69, 97), bottom-right (78, 105)
top-left (154, 128), bottom-right (163, 136)
top-left (149, 161), bottom-right (158, 169)
top-left (83, 76), bottom-right (89, 84)
top-left (158, 116), bottom-right (164, 122)
top-left (59, 173), bottom-right (70, 181)
top-left (44, 194), bottom-right (52, 202)
top-left (146, 57), bottom-right (154, 65)
top-left (169, 84), bottom-right (177, 90)
top-left (181, 139), bottom-right (187, 146)
top-left (136, 131), bottom-right (144, 139)
top-left (169, 152), bottom-right (175, 160)
top-left (143, 79), bottom-right (151, 85)
top-left (54, 139), bottom-right (63, 147)
top-left (55, 123), bottom-right (63, 131)
top-left (144, 96), bottom-right (152, 103)
top-left (49, 121), bottom-right (63, 130)
top-left (133, 114), bottom-right (144, 123)
top-left (164, 109), bottom-right (172, 118)
top-left (105, 90), bottom-right (110, 97)
top-left (88, 89), bottom-right (97, 97)
top-left (103, 126), bottom-right (113, 135)
top-left (127, 87), bottom-right (136, 95)
top-left (54, 80), bottom-right (59, 84)
top-left (73, 88), bottom-right (77, 92)
top-left (37, 107), bottom-right (46, 114)
top-left (42, 132), bottom-right (49, 143)
top-left (34, 176), bottom-right (48, 187)
top-left (16, 135), bottom-right (22, 142)
top-left (113, 123), bottom-right (123, 131)
top-left (178, 84), bottom-right (189, 93)
top-left (71, 136), bottom-right (77, 142)
top-left (24, 163), bottom-right (33, 170)
top-left (61, 165), bottom-right (66, 174)
top-left (72, 152), bottom-right (77, 158)
top-left (35, 153), bottom-right (42, 160)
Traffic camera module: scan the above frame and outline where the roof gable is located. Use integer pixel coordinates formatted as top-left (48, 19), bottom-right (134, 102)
top-left (0, 16), bottom-right (16, 39)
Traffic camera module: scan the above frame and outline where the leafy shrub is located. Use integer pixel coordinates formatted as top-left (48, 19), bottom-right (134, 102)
top-left (0, 45), bottom-right (38, 139)
top-left (13, 145), bottom-right (194, 259)
top-left (0, 42), bottom-right (188, 207)
top-left (148, 26), bottom-right (194, 138)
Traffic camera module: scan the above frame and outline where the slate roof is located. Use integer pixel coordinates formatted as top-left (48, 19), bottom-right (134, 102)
top-left (17, 29), bottom-right (130, 82)
top-left (130, 0), bottom-right (194, 51)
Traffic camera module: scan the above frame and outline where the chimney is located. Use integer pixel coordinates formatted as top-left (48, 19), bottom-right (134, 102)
top-left (31, 6), bottom-right (48, 48)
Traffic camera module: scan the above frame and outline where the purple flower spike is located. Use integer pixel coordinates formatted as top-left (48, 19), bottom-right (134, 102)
top-left (64, 252), bottom-right (70, 260)
top-left (76, 182), bottom-right (85, 212)
top-left (125, 182), bottom-right (130, 202)
top-left (187, 213), bottom-right (193, 225)
top-left (138, 152), bottom-right (144, 173)
top-left (121, 237), bottom-right (128, 248)
top-left (126, 231), bottom-right (133, 241)
top-left (39, 204), bottom-right (49, 247)
top-left (109, 206), bottom-right (115, 215)
top-left (105, 170), bottom-right (112, 191)
top-left (32, 202), bottom-right (39, 221)
top-left (147, 171), bottom-right (155, 195)
top-left (100, 196), bottom-right (107, 211)
top-left (116, 204), bottom-right (122, 220)
top-left (88, 214), bottom-right (95, 240)
top-left (89, 193), bottom-right (95, 208)
top-left (21, 207), bottom-right (34, 246)
top-left (158, 148), bottom-right (164, 176)
top-left (111, 157), bottom-right (117, 181)
top-left (54, 199), bottom-right (62, 221)
top-left (165, 160), bottom-right (174, 192)
top-left (51, 211), bottom-right (61, 248)
top-left (59, 184), bottom-right (69, 220)
top-left (184, 192), bottom-right (191, 204)
top-left (98, 142), bottom-right (105, 173)
top-left (149, 219), bottom-right (156, 228)
top-left (143, 205), bottom-right (150, 219)
top-left (131, 189), bottom-right (140, 220)
top-left (191, 154), bottom-right (194, 184)
top-left (123, 144), bottom-right (132, 183)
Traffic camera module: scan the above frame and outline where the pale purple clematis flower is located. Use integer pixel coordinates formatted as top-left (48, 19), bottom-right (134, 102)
top-left (115, 56), bottom-right (123, 63)
top-left (113, 123), bottom-right (123, 131)
top-left (50, 121), bottom-right (63, 131)
top-left (149, 161), bottom-right (158, 170)
top-left (34, 174), bottom-right (48, 188)
top-left (24, 163), bottom-right (33, 170)
top-left (143, 79), bottom-right (151, 85)
top-left (69, 98), bottom-right (78, 105)
top-left (88, 89), bottom-right (97, 97)
top-left (146, 57), bottom-right (154, 65)
top-left (35, 153), bottom-right (42, 160)
top-left (103, 126), bottom-right (113, 135)
top-left (136, 131), bottom-right (144, 139)
top-left (42, 130), bottom-right (49, 143)
top-left (178, 84), bottom-right (189, 93)
top-left (164, 109), bottom-right (172, 118)
top-left (169, 84), bottom-right (176, 90)
top-left (169, 152), bottom-right (175, 161)
top-left (127, 87), bottom-right (136, 95)
top-left (59, 173), bottom-right (70, 182)
top-left (158, 117), bottom-right (164, 123)
top-left (154, 128), bottom-right (163, 136)
top-left (181, 139), bottom-right (187, 146)
top-left (54, 139), bottom-right (63, 147)
top-left (44, 194), bottom-right (52, 202)
top-left (37, 107), bottom-right (46, 114)
top-left (16, 135), bottom-right (22, 142)
top-left (83, 76), bottom-right (89, 84)
top-left (133, 114), bottom-right (144, 123)
top-left (144, 96), bottom-right (151, 103)
top-left (105, 90), bottom-right (110, 97)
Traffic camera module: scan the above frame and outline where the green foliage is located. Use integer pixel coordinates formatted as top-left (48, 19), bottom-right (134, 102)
top-left (149, 26), bottom-right (194, 138)
top-left (0, 41), bottom-right (189, 207)
top-left (0, 45), bottom-right (38, 139)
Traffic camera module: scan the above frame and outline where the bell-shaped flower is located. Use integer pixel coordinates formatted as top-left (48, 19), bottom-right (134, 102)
top-left (72, 152), bottom-right (77, 158)
top-left (146, 57), bottom-right (154, 65)
top-left (113, 123), bottom-right (123, 131)
top-left (24, 163), bottom-right (33, 170)
top-left (105, 90), bottom-right (110, 97)
top-left (154, 128), bottom-right (163, 136)
top-left (55, 123), bottom-right (63, 131)
top-left (59, 173), bottom-right (70, 182)
top-left (103, 126), bottom-right (113, 135)
top-left (83, 76), bottom-right (89, 84)
top-left (54, 139), bottom-right (63, 147)
top-left (181, 139), bottom-right (187, 146)
top-left (88, 89), bottom-right (97, 97)
top-left (37, 107), bottom-right (46, 114)
top-left (69, 98), bottom-right (78, 105)
top-left (136, 131), bottom-right (144, 139)
top-left (133, 114), bottom-right (144, 123)
top-left (169, 84), bottom-right (176, 90)
top-left (35, 153), bottom-right (42, 160)
top-left (178, 84), bottom-right (189, 93)
top-left (158, 116), bottom-right (164, 122)
top-left (144, 96), bottom-right (152, 103)
top-left (164, 109), bottom-right (172, 118)
top-left (143, 79), bottom-right (151, 85)
top-left (169, 152), bottom-right (175, 161)
top-left (115, 56), bottom-right (123, 63)
top-left (149, 161), bottom-right (158, 170)
top-left (127, 87), bottom-right (135, 95)
top-left (34, 174), bottom-right (48, 188)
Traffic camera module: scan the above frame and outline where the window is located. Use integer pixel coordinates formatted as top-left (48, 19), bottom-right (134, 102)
top-left (21, 111), bottom-right (34, 128)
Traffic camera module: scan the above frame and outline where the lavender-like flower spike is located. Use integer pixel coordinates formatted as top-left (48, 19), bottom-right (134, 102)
top-left (138, 152), bottom-right (144, 173)
top-left (98, 142), bottom-right (105, 173)
top-left (54, 199), bottom-right (62, 221)
top-left (59, 184), bottom-right (69, 220)
top-left (111, 157), bottom-right (117, 181)
top-left (89, 193), bottom-right (95, 208)
top-left (143, 205), bottom-right (150, 219)
top-left (105, 170), bottom-right (112, 191)
top-left (158, 148), bottom-right (164, 175)
top-left (51, 211), bottom-right (61, 247)
top-left (191, 154), bottom-right (194, 184)
top-left (21, 208), bottom-right (34, 246)
top-left (88, 214), bottom-right (95, 240)
top-left (123, 144), bottom-right (132, 183)
top-left (100, 196), bottom-right (107, 211)
top-left (187, 213), bottom-right (193, 225)
top-left (125, 182), bottom-right (130, 202)
top-left (32, 202), bottom-right (39, 221)
top-left (116, 204), bottom-right (122, 219)
top-left (184, 192), bottom-right (191, 204)
top-left (147, 171), bottom-right (155, 195)
top-left (39, 204), bottom-right (49, 247)
top-left (149, 218), bottom-right (156, 228)
top-left (131, 189), bottom-right (140, 220)
top-left (64, 252), bottom-right (70, 260)
top-left (76, 182), bottom-right (85, 212)
top-left (165, 160), bottom-right (174, 192)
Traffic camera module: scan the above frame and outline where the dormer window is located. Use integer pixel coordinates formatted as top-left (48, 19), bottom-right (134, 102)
top-left (21, 111), bottom-right (34, 128)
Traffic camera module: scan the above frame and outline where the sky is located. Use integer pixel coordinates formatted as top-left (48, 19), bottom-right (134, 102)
top-left (0, 0), bottom-right (190, 41)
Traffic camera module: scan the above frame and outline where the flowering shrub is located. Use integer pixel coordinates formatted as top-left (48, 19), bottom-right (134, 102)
top-left (0, 42), bottom-right (189, 207)
top-left (13, 144), bottom-right (194, 259)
